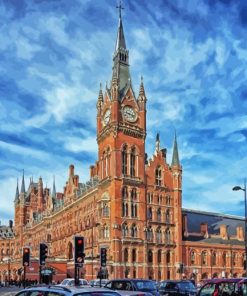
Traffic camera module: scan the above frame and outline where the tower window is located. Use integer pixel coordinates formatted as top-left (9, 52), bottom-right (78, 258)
top-left (130, 147), bottom-right (136, 177)
top-left (122, 145), bottom-right (128, 175)
top-left (155, 166), bottom-right (162, 186)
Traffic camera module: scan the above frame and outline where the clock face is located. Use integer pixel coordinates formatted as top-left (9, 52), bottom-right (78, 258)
top-left (103, 109), bottom-right (111, 125)
top-left (123, 106), bottom-right (137, 122)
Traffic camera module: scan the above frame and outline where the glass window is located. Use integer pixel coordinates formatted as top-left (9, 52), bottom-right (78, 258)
top-left (199, 284), bottom-right (216, 296)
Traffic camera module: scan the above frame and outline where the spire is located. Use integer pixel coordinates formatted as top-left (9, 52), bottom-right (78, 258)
top-left (139, 76), bottom-right (146, 97)
top-left (15, 179), bottom-right (19, 202)
top-left (155, 132), bottom-right (160, 153)
top-left (172, 131), bottom-right (180, 166)
top-left (52, 176), bottom-right (56, 199)
top-left (115, 1), bottom-right (126, 52)
top-left (112, 0), bottom-right (130, 93)
top-left (21, 170), bottom-right (25, 193)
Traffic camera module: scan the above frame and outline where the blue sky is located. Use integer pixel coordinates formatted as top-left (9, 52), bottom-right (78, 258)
top-left (0, 0), bottom-right (247, 225)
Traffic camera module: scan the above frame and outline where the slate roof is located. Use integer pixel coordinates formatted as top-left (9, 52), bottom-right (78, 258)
top-left (0, 226), bottom-right (14, 239)
top-left (182, 208), bottom-right (244, 244)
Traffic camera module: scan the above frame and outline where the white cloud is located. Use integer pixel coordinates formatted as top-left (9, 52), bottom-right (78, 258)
top-left (64, 136), bottom-right (98, 153)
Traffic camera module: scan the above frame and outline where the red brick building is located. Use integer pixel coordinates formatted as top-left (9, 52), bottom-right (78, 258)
top-left (0, 9), bottom-right (245, 284)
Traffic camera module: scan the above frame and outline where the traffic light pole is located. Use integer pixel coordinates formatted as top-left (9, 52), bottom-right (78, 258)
top-left (39, 266), bottom-right (42, 284)
top-left (23, 266), bottom-right (26, 288)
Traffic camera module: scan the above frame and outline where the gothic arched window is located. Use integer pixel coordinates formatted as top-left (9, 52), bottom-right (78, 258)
top-left (122, 223), bottom-right (128, 237)
top-left (122, 187), bottom-right (128, 217)
top-left (202, 251), bottom-right (207, 265)
top-left (212, 252), bottom-right (217, 266)
top-left (158, 249), bottom-right (162, 264)
top-left (124, 248), bottom-right (128, 263)
top-left (131, 224), bottom-right (137, 238)
top-left (148, 207), bottom-right (153, 220)
top-left (148, 250), bottom-right (153, 263)
top-left (132, 249), bottom-right (137, 262)
top-left (222, 252), bottom-right (227, 267)
top-left (166, 251), bottom-right (171, 264)
top-left (165, 228), bottom-right (171, 242)
top-left (191, 251), bottom-right (196, 265)
top-left (157, 208), bottom-right (161, 222)
top-left (166, 209), bottom-right (170, 223)
top-left (122, 145), bottom-right (128, 175)
top-left (131, 188), bottom-right (137, 217)
top-left (155, 166), bottom-right (162, 186)
top-left (130, 147), bottom-right (136, 177)
top-left (156, 227), bottom-right (162, 243)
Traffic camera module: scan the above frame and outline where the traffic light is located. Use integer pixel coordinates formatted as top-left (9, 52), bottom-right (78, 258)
top-left (100, 247), bottom-right (107, 267)
top-left (39, 243), bottom-right (48, 266)
top-left (22, 247), bottom-right (31, 267)
top-left (74, 236), bottom-right (85, 264)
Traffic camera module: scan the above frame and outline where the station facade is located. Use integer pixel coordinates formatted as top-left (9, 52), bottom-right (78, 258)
top-left (0, 9), bottom-right (245, 284)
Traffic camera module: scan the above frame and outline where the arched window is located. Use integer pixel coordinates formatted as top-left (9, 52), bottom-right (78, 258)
top-left (122, 223), bottom-right (128, 237)
top-left (131, 224), bottom-right (137, 238)
top-left (147, 192), bottom-right (153, 204)
top-left (166, 195), bottom-right (171, 205)
top-left (166, 251), bottom-right (171, 264)
top-left (157, 208), bottom-right (161, 222)
top-left (158, 249), bottom-right (162, 264)
top-left (132, 249), bottom-right (137, 262)
top-left (212, 252), bottom-right (217, 266)
top-left (155, 166), bottom-right (162, 186)
top-left (103, 204), bottom-right (109, 217)
top-left (222, 252), bottom-right (227, 267)
top-left (130, 147), bottom-right (136, 177)
top-left (233, 252), bottom-right (236, 266)
top-left (122, 145), bottom-right (128, 175)
top-left (202, 251), bottom-right (207, 265)
top-left (147, 227), bottom-right (153, 241)
top-left (148, 250), bottom-right (153, 263)
top-left (103, 225), bottom-right (109, 238)
top-left (131, 188), bottom-right (137, 217)
top-left (156, 227), bottom-right (162, 243)
top-left (122, 187), bottom-right (128, 217)
top-left (148, 207), bottom-right (153, 220)
top-left (124, 248), bottom-right (128, 263)
top-left (191, 251), bottom-right (196, 265)
top-left (165, 228), bottom-right (171, 242)
top-left (107, 147), bottom-right (111, 176)
top-left (166, 210), bottom-right (170, 223)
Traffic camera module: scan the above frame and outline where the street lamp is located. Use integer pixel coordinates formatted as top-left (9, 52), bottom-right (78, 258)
top-left (232, 179), bottom-right (247, 276)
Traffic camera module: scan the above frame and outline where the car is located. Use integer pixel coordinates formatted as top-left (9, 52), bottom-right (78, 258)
top-left (197, 278), bottom-right (243, 296)
top-left (90, 279), bottom-right (109, 287)
top-left (158, 280), bottom-right (196, 296)
top-left (105, 279), bottom-right (159, 296)
top-left (236, 278), bottom-right (247, 296)
top-left (14, 285), bottom-right (123, 296)
top-left (58, 278), bottom-right (89, 286)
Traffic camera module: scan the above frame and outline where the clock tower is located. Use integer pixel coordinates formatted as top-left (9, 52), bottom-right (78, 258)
top-left (95, 4), bottom-right (148, 278)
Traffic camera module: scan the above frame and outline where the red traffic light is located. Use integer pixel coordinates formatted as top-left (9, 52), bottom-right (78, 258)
top-left (24, 248), bottom-right (30, 253)
top-left (78, 239), bottom-right (83, 245)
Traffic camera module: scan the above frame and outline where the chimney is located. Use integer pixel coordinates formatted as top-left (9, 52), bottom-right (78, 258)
top-left (9, 220), bottom-right (13, 229)
top-left (69, 164), bottom-right (74, 177)
top-left (182, 214), bottom-right (188, 237)
top-left (220, 224), bottom-right (228, 240)
top-left (200, 223), bottom-right (208, 237)
top-left (236, 226), bottom-right (244, 240)
top-left (90, 165), bottom-right (95, 178)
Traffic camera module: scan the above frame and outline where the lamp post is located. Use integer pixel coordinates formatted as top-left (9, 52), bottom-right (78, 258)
top-left (91, 222), bottom-right (100, 280)
top-left (233, 179), bottom-right (247, 276)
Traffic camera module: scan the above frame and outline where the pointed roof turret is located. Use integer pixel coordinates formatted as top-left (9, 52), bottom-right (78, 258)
top-left (155, 132), bottom-right (160, 153)
top-left (14, 179), bottom-right (19, 202)
top-left (112, 0), bottom-right (131, 93)
top-left (21, 170), bottom-right (25, 193)
top-left (52, 176), bottom-right (56, 199)
top-left (172, 131), bottom-right (180, 166)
